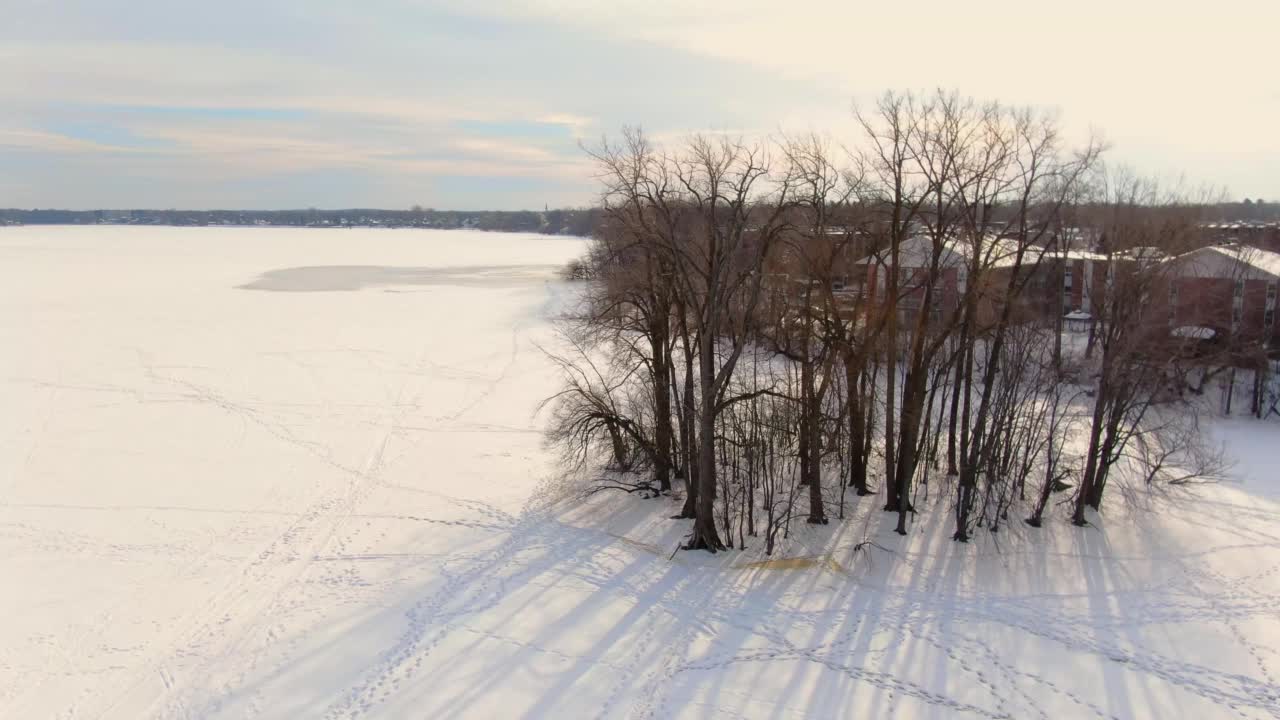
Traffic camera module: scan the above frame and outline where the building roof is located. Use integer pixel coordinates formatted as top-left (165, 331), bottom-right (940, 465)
top-left (987, 246), bottom-right (1113, 268)
top-left (858, 235), bottom-right (1028, 270)
top-left (1168, 244), bottom-right (1280, 281)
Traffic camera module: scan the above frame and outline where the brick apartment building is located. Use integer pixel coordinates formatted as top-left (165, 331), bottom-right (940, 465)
top-left (854, 235), bottom-right (980, 324)
top-left (788, 231), bottom-right (1280, 358)
top-left (1151, 245), bottom-right (1280, 348)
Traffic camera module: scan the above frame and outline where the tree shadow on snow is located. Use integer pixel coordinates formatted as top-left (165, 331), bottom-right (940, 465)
top-left (202, 476), bottom-right (1280, 719)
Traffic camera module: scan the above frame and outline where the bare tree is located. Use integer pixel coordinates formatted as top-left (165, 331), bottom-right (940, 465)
top-left (542, 89), bottom-right (1242, 560)
top-left (663, 135), bottom-right (799, 551)
top-left (1072, 171), bottom-right (1209, 524)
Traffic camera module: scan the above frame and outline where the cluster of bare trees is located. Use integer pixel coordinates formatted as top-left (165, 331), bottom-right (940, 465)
top-left (542, 90), bottom-right (1227, 553)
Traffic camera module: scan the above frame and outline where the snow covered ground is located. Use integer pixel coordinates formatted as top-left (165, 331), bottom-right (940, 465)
top-left (3, 226), bottom-right (1278, 719)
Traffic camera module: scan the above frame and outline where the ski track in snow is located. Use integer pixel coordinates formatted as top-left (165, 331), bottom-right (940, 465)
top-left (3, 227), bottom-right (1279, 720)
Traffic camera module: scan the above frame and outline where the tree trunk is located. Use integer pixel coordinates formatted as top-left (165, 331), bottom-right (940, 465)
top-left (1073, 374), bottom-right (1110, 526)
top-left (1087, 438), bottom-right (1115, 510)
top-left (893, 364), bottom-right (927, 535)
top-left (677, 339), bottom-right (698, 519)
top-left (1027, 450), bottom-right (1055, 528)
top-left (798, 357), bottom-right (813, 486)
top-left (607, 420), bottom-right (628, 471)
top-left (650, 321), bottom-right (673, 492)
top-left (1087, 400), bottom-right (1125, 510)
top-left (884, 333), bottom-right (899, 512)
top-left (946, 335), bottom-right (965, 476)
top-left (688, 325), bottom-right (725, 551)
top-left (1225, 366), bottom-right (1236, 416)
top-left (805, 358), bottom-right (827, 524)
top-left (846, 358), bottom-right (870, 494)
top-left (1252, 365), bottom-right (1263, 419)
top-left (892, 263), bottom-right (938, 533)
top-left (955, 335), bottom-right (1007, 540)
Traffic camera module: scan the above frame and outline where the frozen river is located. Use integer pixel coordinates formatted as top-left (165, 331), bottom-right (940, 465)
top-left (1, 226), bottom-right (583, 718)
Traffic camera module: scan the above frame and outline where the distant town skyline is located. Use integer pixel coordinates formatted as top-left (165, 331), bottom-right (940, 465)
top-left (3, 0), bottom-right (1277, 210)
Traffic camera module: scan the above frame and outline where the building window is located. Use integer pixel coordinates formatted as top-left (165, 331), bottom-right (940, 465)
top-left (1232, 279), bottom-right (1245, 324)
top-left (1269, 283), bottom-right (1279, 333)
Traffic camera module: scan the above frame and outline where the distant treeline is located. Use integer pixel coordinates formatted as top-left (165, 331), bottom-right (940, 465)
top-left (0, 207), bottom-right (603, 236)
top-left (1, 202), bottom-right (1272, 235)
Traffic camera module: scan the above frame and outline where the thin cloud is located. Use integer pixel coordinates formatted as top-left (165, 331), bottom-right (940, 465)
top-left (3, 1), bottom-right (1276, 207)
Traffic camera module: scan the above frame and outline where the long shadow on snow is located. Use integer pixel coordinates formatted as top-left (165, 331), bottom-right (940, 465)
top-left (204, 478), bottom-right (1280, 719)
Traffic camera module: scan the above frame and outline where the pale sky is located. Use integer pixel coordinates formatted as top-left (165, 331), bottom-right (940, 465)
top-left (2, 0), bottom-right (1276, 210)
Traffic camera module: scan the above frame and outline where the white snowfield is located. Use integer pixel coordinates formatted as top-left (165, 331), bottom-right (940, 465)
top-left (2, 226), bottom-right (1278, 719)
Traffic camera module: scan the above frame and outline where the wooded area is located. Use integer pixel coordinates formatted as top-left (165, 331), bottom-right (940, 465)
top-left (542, 90), bottom-right (1259, 553)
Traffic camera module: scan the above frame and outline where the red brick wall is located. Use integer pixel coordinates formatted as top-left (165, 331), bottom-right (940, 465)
top-left (1069, 259), bottom-right (1084, 310)
top-left (1154, 276), bottom-right (1278, 343)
